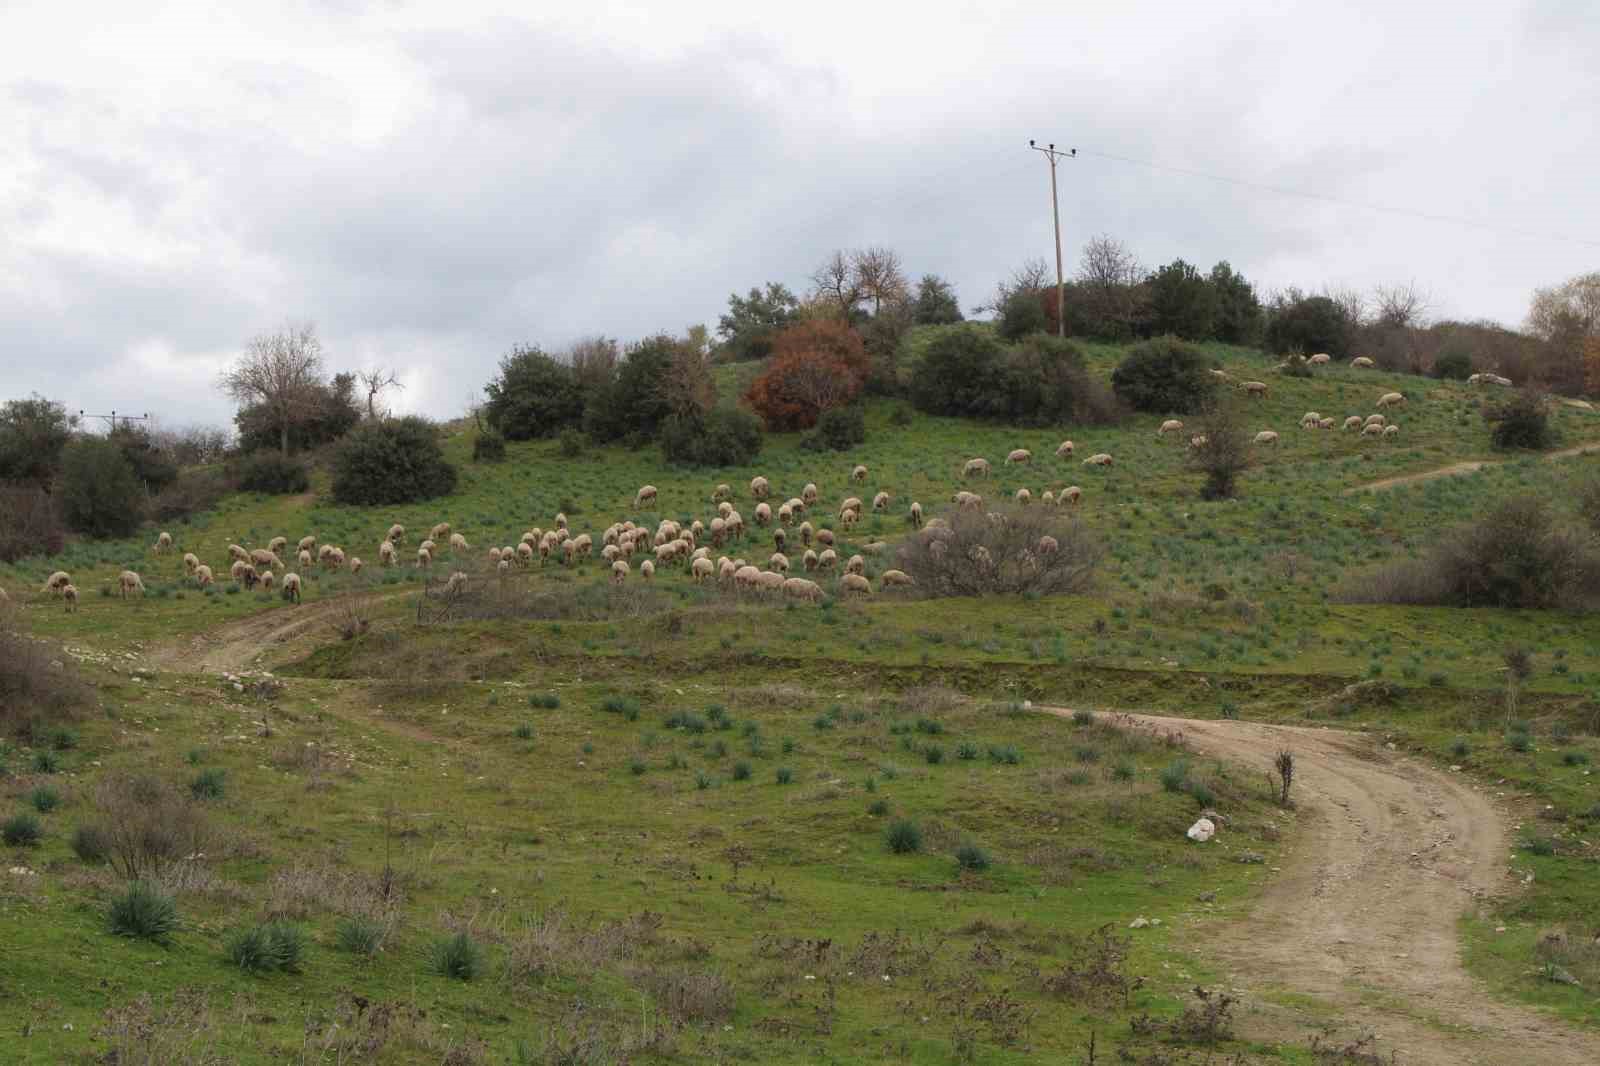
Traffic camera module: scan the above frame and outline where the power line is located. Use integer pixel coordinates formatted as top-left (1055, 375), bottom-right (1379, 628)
top-left (1029, 140), bottom-right (1076, 336)
top-left (1075, 147), bottom-right (1600, 250)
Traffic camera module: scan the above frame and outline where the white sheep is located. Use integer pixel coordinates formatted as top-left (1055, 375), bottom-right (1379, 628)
top-left (1241, 381), bottom-right (1269, 398)
top-left (379, 541), bottom-right (396, 566)
top-left (496, 558), bottom-right (511, 576)
top-left (733, 563), bottom-right (761, 588)
top-left (962, 457), bottom-right (991, 478)
top-left (952, 491), bottom-right (983, 511)
top-left (1157, 421), bottom-right (1183, 437)
top-left (324, 547), bottom-right (346, 570)
top-left (349, 557), bottom-right (363, 574)
top-left (814, 528), bottom-right (835, 548)
top-left (750, 476), bottom-right (770, 499)
top-left (281, 573), bottom-right (302, 603)
top-left (251, 548), bottom-right (281, 570)
top-left (228, 543), bottom-right (249, 563)
top-left (554, 512), bottom-right (568, 530)
top-left (62, 584), bottom-right (78, 612)
top-left (119, 571), bottom-right (145, 598)
top-left (777, 502), bottom-right (794, 526)
top-left (797, 520), bottom-right (813, 546)
top-left (719, 558), bottom-right (737, 582)
top-left (756, 570), bottom-right (786, 593)
top-left (712, 483), bottom-right (732, 502)
top-left (769, 552), bottom-right (790, 573)
top-left (416, 547), bottom-right (432, 568)
top-left (880, 569), bottom-right (914, 588)
top-left (773, 528), bottom-right (787, 552)
top-left (1361, 422), bottom-right (1384, 437)
top-left (1317, 418), bottom-right (1335, 430)
top-left (303, 534), bottom-right (321, 552)
top-left (43, 571), bottom-right (71, 595)
top-left (782, 576), bottom-right (825, 603)
top-left (1299, 411), bottom-right (1322, 428)
top-left (818, 548), bottom-right (838, 570)
top-left (802, 548), bottom-right (819, 571)
top-left (417, 539), bottom-right (436, 557)
top-left (1343, 415), bottom-right (1363, 431)
top-left (1055, 440), bottom-right (1074, 458)
top-left (1308, 353), bottom-right (1332, 365)
top-left (845, 553), bottom-right (865, 576)
top-left (1082, 453), bottom-right (1113, 467)
top-left (851, 464), bottom-right (868, 482)
top-left (1382, 424), bottom-right (1400, 439)
top-left (1253, 430), bottom-right (1280, 446)
top-left (1006, 448), bottom-right (1033, 464)
top-left (691, 556), bottom-right (714, 582)
top-left (194, 565), bottom-right (214, 588)
top-left (802, 483), bottom-right (819, 506)
top-left (268, 536), bottom-right (289, 554)
top-left (1365, 413), bottom-right (1386, 427)
top-left (449, 533), bottom-right (468, 553)
top-left (1187, 435), bottom-right (1208, 450)
top-left (259, 571), bottom-right (275, 591)
top-left (639, 559), bottom-right (655, 580)
top-left (1209, 369), bottom-right (1231, 381)
top-left (1061, 485), bottom-right (1082, 506)
top-left (153, 531), bottom-right (173, 554)
top-left (908, 501), bottom-right (924, 527)
top-left (754, 502), bottom-right (772, 527)
top-left (611, 560), bottom-right (629, 584)
top-left (431, 522), bottom-right (452, 542)
top-left (1038, 535), bottom-right (1059, 555)
top-left (872, 491), bottom-right (891, 511)
top-left (839, 573), bottom-right (871, 597)
top-left (1377, 391), bottom-right (1406, 408)
top-left (634, 485), bottom-right (658, 508)
top-left (1351, 356), bottom-right (1375, 369)
top-left (1014, 488), bottom-right (1032, 506)
top-left (183, 552), bottom-right (201, 574)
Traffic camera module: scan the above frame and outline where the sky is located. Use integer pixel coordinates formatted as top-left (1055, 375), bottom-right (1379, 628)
top-left (3, 1), bottom-right (1598, 430)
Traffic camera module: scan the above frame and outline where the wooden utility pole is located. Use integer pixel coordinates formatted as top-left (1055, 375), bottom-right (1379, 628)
top-left (1029, 140), bottom-right (1076, 337)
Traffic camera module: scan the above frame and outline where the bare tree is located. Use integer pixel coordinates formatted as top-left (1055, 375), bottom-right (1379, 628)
top-left (852, 246), bottom-right (909, 314)
top-left (357, 367), bottom-right (404, 420)
top-left (657, 336), bottom-right (718, 420)
top-left (1077, 235), bottom-right (1143, 290)
top-left (1186, 399), bottom-right (1253, 499)
top-left (976, 257), bottom-right (1052, 315)
top-left (1525, 272), bottom-right (1600, 341)
top-left (564, 335), bottom-right (620, 393)
top-left (810, 250), bottom-right (863, 320)
top-left (1372, 281), bottom-right (1431, 329)
top-left (218, 322), bottom-right (325, 455)
top-left (1321, 284), bottom-right (1368, 327)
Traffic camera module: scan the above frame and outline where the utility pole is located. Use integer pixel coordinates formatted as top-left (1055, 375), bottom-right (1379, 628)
top-left (1029, 140), bottom-right (1076, 337)
top-left (80, 409), bottom-right (150, 433)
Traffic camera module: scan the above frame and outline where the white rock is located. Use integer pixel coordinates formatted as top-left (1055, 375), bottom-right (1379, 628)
top-left (1129, 917), bottom-right (1151, 929)
top-left (1186, 817), bottom-right (1217, 843)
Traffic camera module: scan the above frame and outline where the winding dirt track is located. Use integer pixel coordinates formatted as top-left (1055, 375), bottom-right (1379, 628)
top-left (1041, 710), bottom-right (1600, 1065)
top-left (1346, 442), bottom-right (1600, 494)
top-left (147, 593), bottom-right (409, 674)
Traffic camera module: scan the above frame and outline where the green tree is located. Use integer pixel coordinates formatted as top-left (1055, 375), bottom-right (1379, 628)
top-left (1265, 294), bottom-right (1351, 357)
top-left (482, 345), bottom-right (585, 440)
top-left (1146, 259), bottom-right (1218, 340)
top-left (59, 437), bottom-right (144, 538)
top-left (0, 395), bottom-right (76, 485)
top-left (997, 289), bottom-right (1049, 341)
top-left (331, 417), bottom-right (458, 505)
top-left (912, 275), bottom-right (963, 325)
top-left (716, 283), bottom-right (799, 361)
top-left (584, 335), bottom-right (679, 442)
top-left (109, 426), bottom-right (179, 492)
top-left (1208, 261), bottom-right (1262, 344)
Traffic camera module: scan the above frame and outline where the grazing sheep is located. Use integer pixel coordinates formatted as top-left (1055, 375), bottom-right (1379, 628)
top-left (1299, 412), bottom-right (1323, 428)
top-left (1041, 490), bottom-right (1056, 506)
top-left (554, 512), bottom-right (568, 531)
top-left (773, 528), bottom-right (787, 552)
top-left (1157, 421), bottom-right (1183, 437)
top-left (228, 544), bottom-right (249, 563)
top-left (1241, 381), bottom-right (1269, 398)
top-left (349, 557), bottom-right (363, 574)
top-left (1351, 356), bottom-right (1375, 369)
top-left (802, 483), bottom-right (819, 506)
top-left (194, 565), bottom-right (214, 588)
top-left (756, 570), bottom-right (786, 594)
top-left (1038, 535), bottom-right (1059, 555)
top-left (908, 501), bottom-right (924, 527)
top-left (1308, 353), bottom-right (1331, 365)
top-left (1061, 485), bottom-right (1083, 505)
top-left (426, 523), bottom-right (448, 543)
top-left (1006, 448), bottom-right (1033, 464)
top-left (837, 496), bottom-right (863, 517)
top-left (845, 553), bottom-right (865, 576)
top-left (798, 520), bottom-right (813, 546)
top-left (718, 558), bottom-right (737, 582)
top-left (238, 564), bottom-right (259, 590)
top-left (416, 547), bottom-right (432, 568)
top-left (183, 552), bottom-right (200, 574)
top-left (417, 539), bottom-right (436, 558)
top-left (441, 571), bottom-right (468, 597)
top-left (1343, 415), bottom-right (1364, 431)
top-left (62, 584), bottom-right (78, 612)
top-left (1014, 488), bottom-right (1032, 505)
top-left (777, 502), bottom-right (794, 526)
top-left (230, 560), bottom-right (251, 582)
top-left (1486, 374), bottom-right (1513, 386)
top-left (818, 548), bottom-right (838, 570)
top-left (1377, 391), bottom-right (1405, 408)
top-left (717, 501), bottom-right (735, 519)
top-left (378, 541), bottom-right (396, 566)
top-left (43, 571), bottom-right (71, 595)
top-left (449, 533), bottom-right (468, 553)
top-left (769, 552), bottom-right (790, 573)
top-left (1209, 369), bottom-right (1231, 381)
top-left (1361, 422), bottom-right (1384, 437)
top-left (1253, 430), bottom-right (1280, 446)
top-left (815, 528), bottom-right (835, 548)
top-left (154, 531), bottom-right (173, 554)
top-left (733, 564), bottom-right (761, 588)
top-left (750, 502), bottom-right (770, 527)
top-left (1055, 440), bottom-right (1074, 458)
top-left (1383, 424), bottom-right (1400, 439)
top-left (634, 484), bottom-right (658, 508)
top-left (488, 546), bottom-right (503, 564)
top-left (951, 490), bottom-right (983, 511)
top-left (750, 476), bottom-right (770, 499)
top-left (281, 573), bottom-right (302, 603)
top-left (119, 571), bottom-right (145, 598)
top-left (611, 560), bottom-right (629, 584)
top-left (962, 457), bottom-right (991, 478)
top-left (839, 573), bottom-right (871, 597)
top-left (259, 571), bottom-right (275, 591)
top-left (782, 576), bottom-right (825, 603)
top-left (839, 508), bottom-right (859, 530)
top-left (691, 556), bottom-right (715, 582)
top-left (1187, 435), bottom-right (1208, 451)
top-left (1317, 418), bottom-right (1335, 430)
top-left (880, 569), bottom-right (914, 588)
top-left (251, 549), bottom-right (281, 570)
top-left (712, 483), bottom-right (732, 502)
top-left (633, 559), bottom-right (652, 581)
top-left (601, 544), bottom-right (620, 563)
top-left (303, 535), bottom-right (322, 552)
top-left (802, 548), bottom-right (819, 571)
top-left (872, 491), bottom-right (891, 511)
top-left (1364, 413), bottom-right (1386, 427)
top-left (1082, 453), bottom-right (1113, 467)
top-left (268, 536), bottom-right (288, 554)
top-left (851, 464), bottom-right (868, 482)
top-left (324, 547), bottom-right (346, 570)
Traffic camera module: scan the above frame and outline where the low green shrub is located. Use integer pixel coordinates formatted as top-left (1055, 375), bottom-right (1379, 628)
top-left (109, 882), bottom-right (179, 944)
top-left (885, 819), bottom-right (923, 854)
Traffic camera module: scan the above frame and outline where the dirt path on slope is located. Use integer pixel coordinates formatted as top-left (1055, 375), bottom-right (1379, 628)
top-left (1346, 442), bottom-right (1600, 494)
top-left (147, 592), bottom-right (412, 674)
top-left (1040, 710), bottom-right (1600, 1065)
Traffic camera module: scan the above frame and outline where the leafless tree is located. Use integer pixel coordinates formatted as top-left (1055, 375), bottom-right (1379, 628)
top-left (1186, 399), bottom-right (1253, 499)
top-left (810, 250), bottom-right (864, 320)
top-left (1077, 235), bottom-right (1143, 290)
top-left (852, 246), bottom-right (909, 314)
top-left (893, 507), bottom-right (1101, 598)
top-left (564, 335), bottom-right (620, 393)
top-left (1525, 272), bottom-right (1600, 341)
top-left (976, 257), bottom-right (1052, 315)
top-left (357, 367), bottom-right (404, 420)
top-left (658, 337), bottom-right (718, 420)
top-left (1321, 284), bottom-right (1368, 327)
top-left (1372, 281), bottom-right (1431, 329)
top-left (217, 322), bottom-right (325, 455)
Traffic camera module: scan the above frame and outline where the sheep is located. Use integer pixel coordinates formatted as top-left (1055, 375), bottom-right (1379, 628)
top-left (1014, 488), bottom-right (1032, 505)
top-left (1055, 440), bottom-right (1075, 458)
top-left (1061, 485), bottom-right (1083, 505)
top-left (750, 476), bottom-right (770, 499)
top-left (1038, 535), bottom-right (1059, 555)
top-left (324, 547), bottom-right (346, 570)
top-left (1308, 353), bottom-right (1332, 365)
top-left (756, 570), bottom-right (786, 594)
top-left (378, 541), bottom-right (397, 566)
top-left (851, 464), bottom-right (868, 482)
top-left (349, 557), bottom-right (363, 574)
top-left (43, 571), bottom-right (71, 595)
top-left (1351, 356), bottom-right (1375, 368)
top-left (683, 556), bottom-right (711, 582)
top-left (733, 564), bottom-right (761, 589)
top-left (952, 490), bottom-right (983, 511)
top-left (1209, 368), bottom-right (1231, 381)
top-left (573, 533), bottom-right (593, 558)
top-left (1253, 430), bottom-right (1280, 446)
top-left (154, 531), bottom-right (173, 554)
top-left (1041, 490), bottom-right (1056, 506)
top-left (303, 534), bottom-right (322, 552)
top-left (1299, 411), bottom-right (1323, 428)
top-left (1364, 413), bottom-right (1386, 427)
top-left (1487, 374), bottom-right (1513, 386)
top-left (754, 502), bottom-right (772, 527)
top-left (417, 539), bottom-right (436, 557)
top-left (770, 552), bottom-right (790, 573)
top-left (634, 484), bottom-right (658, 508)
top-left (238, 564), bottom-right (259, 590)
top-left (228, 543), bottom-right (249, 563)
top-left (230, 560), bottom-right (251, 582)
top-left (773, 528), bottom-right (787, 552)
top-left (281, 573), bottom-right (302, 603)
top-left (838, 497), bottom-right (863, 518)
top-left (1361, 422), bottom-right (1384, 437)
top-left (1382, 424), bottom-right (1400, 439)
top-left (1342, 415), bottom-right (1363, 431)
top-left (1377, 391), bottom-right (1406, 408)
top-left (431, 522), bottom-right (452, 542)
top-left (802, 483), bottom-right (819, 506)
top-left (845, 553), bottom-right (865, 576)
top-left (416, 547), bottom-right (432, 568)
top-left (814, 528), bottom-right (835, 548)
top-left (119, 571), bottom-right (145, 598)
top-left (782, 576), bottom-right (825, 603)
top-left (268, 536), bottom-right (288, 554)
top-left (962, 457), bottom-right (991, 478)
top-left (798, 520), bottom-right (814, 545)
top-left (638, 559), bottom-right (655, 581)
top-left (717, 501), bottom-right (734, 520)
top-left (908, 501), bottom-right (924, 527)
top-left (802, 548), bottom-right (819, 571)
top-left (719, 558), bottom-right (737, 582)
top-left (839, 508), bottom-right (859, 530)
top-left (251, 548), bottom-right (281, 570)
top-left (495, 558), bottom-right (511, 577)
top-left (611, 560), bottom-right (629, 584)
top-left (1006, 448), bottom-right (1033, 464)
top-left (818, 548), bottom-right (838, 570)
top-left (554, 512), bottom-right (568, 531)
top-left (1187, 435), bottom-right (1208, 450)
top-left (442, 571), bottom-right (468, 596)
top-left (880, 569), bottom-right (914, 588)
top-left (1157, 421), bottom-right (1183, 437)
top-left (449, 533), bottom-right (468, 553)
top-left (864, 541), bottom-right (888, 555)
top-left (1082, 453), bottom-right (1113, 467)
top-left (62, 584), bottom-right (78, 612)
top-left (1241, 381), bottom-right (1269, 397)
top-left (777, 502), bottom-right (794, 526)
top-left (839, 573), bottom-right (871, 597)
top-left (712, 483), bottom-right (733, 502)
top-left (1317, 418), bottom-right (1335, 430)
top-left (194, 565), bottom-right (214, 588)
top-left (259, 571), bottom-right (275, 591)
top-left (183, 552), bottom-right (201, 574)
top-left (872, 491), bottom-right (891, 512)
top-left (488, 546), bottom-right (503, 564)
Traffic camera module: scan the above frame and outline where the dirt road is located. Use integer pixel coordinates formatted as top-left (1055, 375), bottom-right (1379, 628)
top-left (1346, 442), bottom-right (1600, 494)
top-left (1041, 710), bottom-right (1600, 1065)
top-left (147, 593), bottom-right (407, 674)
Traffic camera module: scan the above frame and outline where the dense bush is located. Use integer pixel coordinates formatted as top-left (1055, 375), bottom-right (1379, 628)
top-left (235, 373), bottom-right (361, 454)
top-left (660, 409), bottom-right (762, 467)
top-left (109, 427), bottom-right (179, 493)
top-left (2, 812), bottom-right (42, 846)
top-left (716, 282), bottom-right (799, 361)
top-left (331, 417), bottom-right (458, 505)
top-left (1146, 259), bottom-right (1218, 340)
top-left (0, 483), bottom-right (64, 563)
top-left (1432, 349), bottom-right (1474, 380)
top-left (108, 882), bottom-right (180, 944)
top-left (1110, 336), bottom-right (1215, 414)
top-left (483, 345), bottom-right (585, 440)
top-left (908, 325), bottom-right (1009, 416)
top-left (429, 931), bottom-right (484, 980)
top-left (744, 321), bottom-right (869, 431)
top-left (894, 507), bottom-right (1101, 597)
top-left (885, 819), bottom-right (923, 854)
top-left (912, 274), bottom-right (963, 325)
top-left (1265, 294), bottom-right (1350, 357)
top-left (1338, 496), bottom-right (1600, 609)
top-left (235, 452), bottom-right (310, 494)
top-left (583, 335), bottom-right (679, 442)
top-left (799, 406), bottom-right (866, 452)
top-left (909, 327), bottom-right (1120, 425)
top-left (147, 469), bottom-right (231, 524)
top-left (89, 774), bottom-right (210, 881)
top-left (997, 288), bottom-right (1050, 341)
top-left (0, 394), bottom-right (75, 485)
top-left (1484, 391), bottom-right (1553, 451)
top-left (471, 430), bottom-right (506, 462)
top-left (58, 437), bottom-right (144, 538)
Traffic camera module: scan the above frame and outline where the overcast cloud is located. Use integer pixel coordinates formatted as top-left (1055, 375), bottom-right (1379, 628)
top-left (3, 1), bottom-right (1597, 429)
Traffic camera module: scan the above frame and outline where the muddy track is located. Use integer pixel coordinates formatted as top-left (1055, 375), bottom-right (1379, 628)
top-left (147, 592), bottom-right (412, 674)
top-left (1346, 442), bottom-right (1600, 494)
top-left (1043, 710), bottom-right (1600, 1065)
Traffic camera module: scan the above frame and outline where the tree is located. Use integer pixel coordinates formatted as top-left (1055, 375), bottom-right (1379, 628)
top-left (218, 323), bottom-right (327, 456)
top-left (1372, 281), bottom-right (1430, 330)
top-left (978, 258), bottom-right (1050, 316)
top-left (744, 321), bottom-right (869, 431)
top-left (1208, 262), bottom-right (1262, 344)
top-left (564, 335), bottom-right (620, 393)
top-left (1146, 259), bottom-right (1218, 340)
top-left (109, 426), bottom-right (178, 492)
top-left (58, 437), bottom-right (144, 538)
top-left (1484, 390), bottom-right (1553, 451)
top-left (912, 275), bottom-right (963, 325)
top-left (482, 345), bottom-right (585, 440)
top-left (908, 325), bottom-right (1011, 418)
top-left (853, 246), bottom-right (908, 315)
top-left (1265, 294), bottom-right (1352, 357)
top-left (357, 367), bottom-right (403, 420)
top-left (810, 251), bottom-right (864, 321)
top-left (1526, 273), bottom-right (1600, 395)
top-left (997, 289), bottom-right (1049, 341)
top-left (1077, 235), bottom-right (1143, 291)
top-left (331, 417), bottom-right (458, 505)
top-left (1186, 399), bottom-right (1252, 499)
top-left (1110, 336), bottom-right (1216, 414)
top-left (1061, 237), bottom-right (1148, 339)
top-left (234, 376), bottom-right (359, 454)
top-left (660, 336), bottom-right (718, 421)
top-left (716, 283), bottom-right (799, 361)
top-left (583, 336), bottom-right (678, 443)
top-left (660, 408), bottom-right (762, 467)
top-left (0, 395), bottom-right (77, 485)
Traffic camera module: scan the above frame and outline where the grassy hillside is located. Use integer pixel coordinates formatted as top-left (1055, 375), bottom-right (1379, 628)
top-left (3, 337), bottom-right (1600, 1060)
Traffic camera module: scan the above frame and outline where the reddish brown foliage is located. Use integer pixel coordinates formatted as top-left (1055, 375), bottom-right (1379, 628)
top-left (744, 322), bottom-right (869, 430)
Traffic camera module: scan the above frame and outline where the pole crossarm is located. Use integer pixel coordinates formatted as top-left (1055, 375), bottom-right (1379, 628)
top-left (1028, 140), bottom-right (1076, 338)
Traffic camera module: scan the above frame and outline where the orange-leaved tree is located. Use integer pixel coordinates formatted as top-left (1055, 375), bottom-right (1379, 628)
top-left (743, 321), bottom-right (869, 430)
